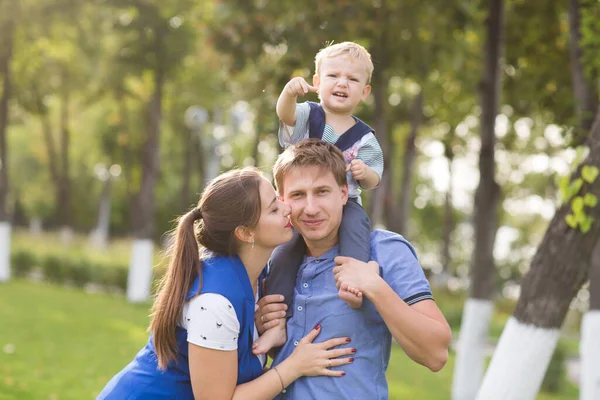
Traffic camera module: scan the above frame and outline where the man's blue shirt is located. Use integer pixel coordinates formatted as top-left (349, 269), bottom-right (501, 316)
top-left (272, 230), bottom-right (433, 400)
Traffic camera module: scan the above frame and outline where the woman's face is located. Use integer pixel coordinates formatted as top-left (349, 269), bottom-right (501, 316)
top-left (252, 178), bottom-right (293, 249)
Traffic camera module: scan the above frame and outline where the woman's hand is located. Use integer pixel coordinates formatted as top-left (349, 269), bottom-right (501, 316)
top-left (286, 325), bottom-right (355, 377)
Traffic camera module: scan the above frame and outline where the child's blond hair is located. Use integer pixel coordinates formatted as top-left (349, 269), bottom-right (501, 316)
top-left (314, 42), bottom-right (374, 84)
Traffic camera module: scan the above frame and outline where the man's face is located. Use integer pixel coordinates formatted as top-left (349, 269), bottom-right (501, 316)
top-left (281, 165), bottom-right (348, 251)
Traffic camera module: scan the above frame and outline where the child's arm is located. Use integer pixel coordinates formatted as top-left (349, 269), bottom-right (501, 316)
top-left (276, 77), bottom-right (317, 126)
top-left (347, 160), bottom-right (381, 189)
top-left (351, 135), bottom-right (384, 189)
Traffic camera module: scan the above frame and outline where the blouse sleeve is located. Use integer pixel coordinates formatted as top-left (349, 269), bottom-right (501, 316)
top-left (184, 293), bottom-right (240, 351)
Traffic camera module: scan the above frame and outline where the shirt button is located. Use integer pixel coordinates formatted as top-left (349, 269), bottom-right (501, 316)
top-left (303, 283), bottom-right (308, 288)
top-left (294, 340), bottom-right (299, 346)
top-left (297, 306), bottom-right (303, 311)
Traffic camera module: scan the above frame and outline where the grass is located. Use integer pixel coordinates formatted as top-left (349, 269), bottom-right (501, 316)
top-left (0, 280), bottom-right (579, 399)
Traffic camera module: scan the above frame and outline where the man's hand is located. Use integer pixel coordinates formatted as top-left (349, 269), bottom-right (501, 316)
top-left (284, 77), bottom-right (318, 98)
top-left (255, 294), bottom-right (288, 335)
top-left (333, 257), bottom-right (381, 298)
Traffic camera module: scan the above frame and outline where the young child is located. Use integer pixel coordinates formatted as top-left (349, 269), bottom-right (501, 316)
top-left (253, 42), bottom-right (384, 355)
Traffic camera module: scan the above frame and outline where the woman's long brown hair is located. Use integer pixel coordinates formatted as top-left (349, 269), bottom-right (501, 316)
top-left (149, 168), bottom-right (263, 370)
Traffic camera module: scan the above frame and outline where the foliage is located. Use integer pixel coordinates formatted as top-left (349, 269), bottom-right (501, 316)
top-left (10, 229), bottom-right (166, 292)
top-left (580, 0), bottom-right (600, 79)
top-left (0, 0), bottom-right (595, 289)
top-left (557, 146), bottom-right (600, 233)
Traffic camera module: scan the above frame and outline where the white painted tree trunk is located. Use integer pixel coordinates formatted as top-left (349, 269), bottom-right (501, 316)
top-left (476, 317), bottom-right (560, 400)
top-left (59, 226), bottom-right (73, 246)
top-left (90, 179), bottom-right (112, 250)
top-left (581, 310), bottom-right (600, 400)
top-left (29, 218), bottom-right (42, 236)
top-left (452, 298), bottom-right (494, 400)
top-left (127, 239), bottom-right (154, 303)
top-left (0, 222), bottom-right (11, 282)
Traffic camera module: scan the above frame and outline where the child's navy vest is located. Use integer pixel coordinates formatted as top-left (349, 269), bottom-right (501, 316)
top-left (97, 255), bottom-right (265, 399)
top-left (307, 101), bottom-right (374, 152)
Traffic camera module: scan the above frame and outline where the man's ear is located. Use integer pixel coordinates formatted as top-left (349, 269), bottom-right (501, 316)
top-left (234, 226), bottom-right (253, 244)
top-left (340, 184), bottom-right (349, 205)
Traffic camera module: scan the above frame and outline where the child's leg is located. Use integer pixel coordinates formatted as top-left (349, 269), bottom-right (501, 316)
top-left (254, 231), bottom-right (305, 354)
top-left (338, 198), bottom-right (371, 308)
top-left (264, 229), bottom-right (306, 317)
top-left (339, 198), bottom-right (371, 262)
top-left (253, 320), bottom-right (287, 355)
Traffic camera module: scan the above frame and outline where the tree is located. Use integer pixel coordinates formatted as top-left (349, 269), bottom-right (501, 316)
top-left (453, 1), bottom-right (504, 398)
top-left (582, 240), bottom-right (600, 400)
top-left (476, 105), bottom-right (600, 399)
top-left (0, 0), bottom-right (17, 282)
top-left (102, 0), bottom-right (196, 302)
top-left (569, 1), bottom-right (600, 398)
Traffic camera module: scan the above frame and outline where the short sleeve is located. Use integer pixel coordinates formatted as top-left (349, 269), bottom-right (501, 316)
top-left (372, 231), bottom-right (433, 305)
top-left (183, 293), bottom-right (240, 350)
top-left (278, 102), bottom-right (310, 147)
top-left (356, 133), bottom-right (384, 180)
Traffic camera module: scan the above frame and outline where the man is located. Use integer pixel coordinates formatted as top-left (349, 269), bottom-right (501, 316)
top-left (257, 139), bottom-right (451, 399)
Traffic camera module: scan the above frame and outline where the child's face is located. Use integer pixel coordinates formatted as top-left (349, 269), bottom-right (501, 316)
top-left (314, 55), bottom-right (371, 116)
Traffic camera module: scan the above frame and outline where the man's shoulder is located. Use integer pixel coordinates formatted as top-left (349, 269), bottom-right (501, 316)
top-left (369, 229), bottom-right (418, 260)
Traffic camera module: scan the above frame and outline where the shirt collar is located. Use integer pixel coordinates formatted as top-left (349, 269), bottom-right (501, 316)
top-left (305, 245), bottom-right (340, 263)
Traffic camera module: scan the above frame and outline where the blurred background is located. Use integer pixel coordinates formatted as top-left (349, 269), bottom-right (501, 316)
top-left (1, 0), bottom-right (599, 399)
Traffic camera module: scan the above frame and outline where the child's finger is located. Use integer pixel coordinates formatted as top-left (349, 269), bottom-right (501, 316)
top-left (307, 85), bottom-right (318, 93)
top-left (299, 81), bottom-right (309, 94)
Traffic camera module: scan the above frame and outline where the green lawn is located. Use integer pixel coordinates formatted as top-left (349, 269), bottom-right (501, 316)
top-left (0, 280), bottom-right (578, 399)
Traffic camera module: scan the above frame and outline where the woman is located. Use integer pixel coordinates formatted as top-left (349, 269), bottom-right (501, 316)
top-left (97, 168), bottom-right (355, 399)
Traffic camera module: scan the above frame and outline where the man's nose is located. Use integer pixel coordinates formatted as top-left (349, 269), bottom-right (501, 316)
top-left (303, 195), bottom-right (319, 215)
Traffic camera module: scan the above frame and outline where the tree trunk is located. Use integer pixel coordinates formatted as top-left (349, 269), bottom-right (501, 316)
top-left (442, 148), bottom-right (455, 275)
top-left (581, 240), bottom-right (600, 400)
top-left (40, 110), bottom-right (59, 188)
top-left (368, 6), bottom-right (389, 228)
top-left (0, 17), bottom-right (14, 282)
top-left (567, 3), bottom-right (600, 398)
top-left (453, 1), bottom-right (504, 399)
top-left (57, 89), bottom-right (71, 228)
top-left (127, 69), bottom-right (162, 303)
top-left (568, 0), bottom-right (598, 144)
top-left (180, 123), bottom-right (196, 211)
top-left (251, 110), bottom-right (264, 168)
top-left (134, 73), bottom-right (162, 239)
top-left (470, 0), bottom-right (504, 301)
top-left (477, 105), bottom-right (600, 399)
top-left (394, 91), bottom-right (423, 235)
top-left (590, 242), bottom-right (600, 311)
top-left (0, 17), bottom-right (14, 222)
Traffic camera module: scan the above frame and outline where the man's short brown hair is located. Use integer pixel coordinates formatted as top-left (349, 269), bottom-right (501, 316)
top-left (273, 139), bottom-right (347, 195)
